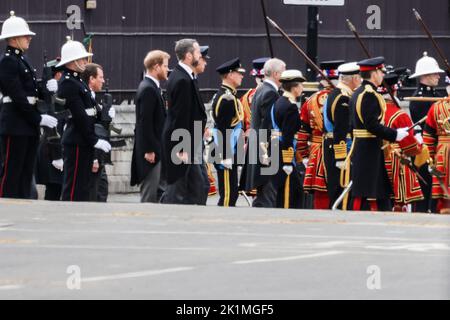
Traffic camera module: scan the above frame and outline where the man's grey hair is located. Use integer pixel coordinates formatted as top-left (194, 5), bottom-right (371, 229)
top-left (264, 58), bottom-right (286, 78)
top-left (175, 38), bottom-right (198, 61)
top-left (340, 74), bottom-right (359, 83)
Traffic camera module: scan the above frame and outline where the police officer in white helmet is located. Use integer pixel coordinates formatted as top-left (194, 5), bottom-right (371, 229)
top-left (56, 37), bottom-right (111, 201)
top-left (0, 11), bottom-right (58, 199)
top-left (409, 52), bottom-right (445, 213)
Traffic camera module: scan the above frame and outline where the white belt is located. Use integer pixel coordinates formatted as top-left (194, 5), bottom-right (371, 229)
top-left (2, 96), bottom-right (37, 105)
top-left (85, 108), bottom-right (97, 117)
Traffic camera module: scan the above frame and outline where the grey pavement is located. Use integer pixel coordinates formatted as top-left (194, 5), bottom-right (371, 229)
top-left (0, 197), bottom-right (449, 300)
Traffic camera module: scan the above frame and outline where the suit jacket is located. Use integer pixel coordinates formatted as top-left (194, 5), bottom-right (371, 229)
top-left (162, 64), bottom-right (206, 184)
top-left (244, 81), bottom-right (279, 190)
top-left (131, 77), bottom-right (166, 186)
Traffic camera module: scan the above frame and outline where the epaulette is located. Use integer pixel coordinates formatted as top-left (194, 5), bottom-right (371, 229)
top-left (221, 91), bottom-right (235, 102)
top-left (364, 84), bottom-right (375, 94)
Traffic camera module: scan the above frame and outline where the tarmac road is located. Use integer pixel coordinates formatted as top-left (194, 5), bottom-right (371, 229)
top-left (0, 197), bottom-right (449, 300)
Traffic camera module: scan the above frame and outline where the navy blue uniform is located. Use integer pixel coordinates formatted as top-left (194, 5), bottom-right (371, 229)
top-left (211, 84), bottom-right (244, 207)
top-left (58, 68), bottom-right (100, 201)
top-left (0, 46), bottom-right (41, 198)
top-left (409, 83), bottom-right (442, 213)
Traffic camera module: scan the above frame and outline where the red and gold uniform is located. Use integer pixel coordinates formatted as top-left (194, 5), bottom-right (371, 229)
top-left (297, 89), bottom-right (330, 209)
top-left (240, 88), bottom-right (256, 133)
top-left (423, 99), bottom-right (450, 213)
top-left (384, 100), bottom-right (424, 209)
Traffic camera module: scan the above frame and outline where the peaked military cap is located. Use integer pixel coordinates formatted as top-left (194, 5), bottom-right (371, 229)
top-left (357, 56), bottom-right (386, 72)
top-left (216, 58), bottom-right (246, 75)
top-left (318, 60), bottom-right (345, 79)
top-left (337, 62), bottom-right (359, 75)
top-left (250, 57), bottom-right (270, 77)
top-left (200, 45), bottom-right (210, 59)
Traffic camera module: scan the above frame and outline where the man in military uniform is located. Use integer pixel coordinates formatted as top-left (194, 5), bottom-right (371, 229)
top-left (240, 57), bottom-right (270, 134)
top-left (0, 11), bottom-right (58, 199)
top-left (271, 69), bottom-right (306, 209)
top-left (423, 74), bottom-right (450, 214)
top-left (297, 61), bottom-right (342, 209)
top-left (35, 57), bottom-right (65, 200)
top-left (323, 62), bottom-right (361, 209)
top-left (238, 57), bottom-right (269, 197)
top-left (211, 58), bottom-right (245, 207)
top-left (349, 57), bottom-right (409, 211)
top-left (409, 52), bottom-right (445, 213)
top-left (194, 45), bottom-right (218, 197)
top-left (57, 37), bottom-right (111, 201)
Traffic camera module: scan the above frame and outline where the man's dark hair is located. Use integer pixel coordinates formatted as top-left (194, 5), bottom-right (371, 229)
top-left (81, 63), bottom-right (102, 83)
top-left (360, 70), bottom-right (375, 80)
top-left (281, 82), bottom-right (301, 92)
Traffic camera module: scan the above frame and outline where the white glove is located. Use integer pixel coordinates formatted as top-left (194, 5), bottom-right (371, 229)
top-left (414, 133), bottom-right (424, 145)
top-left (46, 79), bottom-right (58, 93)
top-left (221, 158), bottom-right (233, 170)
top-left (396, 127), bottom-right (409, 142)
top-left (336, 161), bottom-right (345, 169)
top-left (283, 165), bottom-right (293, 175)
top-left (108, 107), bottom-right (116, 119)
top-left (302, 158), bottom-right (309, 167)
top-left (94, 139), bottom-right (112, 153)
top-left (40, 114), bottom-right (58, 128)
top-left (51, 159), bottom-right (64, 171)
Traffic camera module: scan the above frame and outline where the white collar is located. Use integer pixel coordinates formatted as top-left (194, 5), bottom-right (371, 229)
top-left (264, 79), bottom-right (279, 91)
top-left (283, 91), bottom-right (297, 104)
top-left (145, 74), bottom-right (160, 88)
top-left (179, 61), bottom-right (195, 79)
top-left (90, 90), bottom-right (96, 99)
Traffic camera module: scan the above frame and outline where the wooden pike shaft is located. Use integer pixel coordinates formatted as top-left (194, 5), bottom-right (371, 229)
top-left (403, 97), bottom-right (450, 103)
top-left (266, 16), bottom-right (336, 89)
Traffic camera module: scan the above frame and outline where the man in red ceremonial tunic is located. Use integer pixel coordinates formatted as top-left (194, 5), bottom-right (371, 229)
top-left (379, 71), bottom-right (424, 211)
top-left (297, 61), bottom-right (342, 209)
top-left (423, 74), bottom-right (450, 214)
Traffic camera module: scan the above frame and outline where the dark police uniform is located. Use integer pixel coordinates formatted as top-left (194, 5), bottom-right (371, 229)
top-left (211, 58), bottom-right (245, 207)
top-left (35, 59), bottom-right (65, 201)
top-left (409, 83), bottom-right (442, 213)
top-left (58, 68), bottom-right (101, 201)
top-left (0, 46), bottom-right (41, 198)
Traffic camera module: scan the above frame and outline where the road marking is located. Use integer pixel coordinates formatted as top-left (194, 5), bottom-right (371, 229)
top-left (366, 243), bottom-right (450, 252)
top-left (0, 285), bottom-right (23, 290)
top-left (0, 244), bottom-right (210, 251)
top-left (81, 267), bottom-right (194, 283)
top-left (232, 251), bottom-right (343, 264)
top-left (4, 228), bottom-right (450, 243)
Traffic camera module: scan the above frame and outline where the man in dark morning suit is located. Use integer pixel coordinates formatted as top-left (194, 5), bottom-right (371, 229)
top-left (244, 58), bottom-right (286, 207)
top-left (131, 50), bottom-right (170, 202)
top-left (161, 39), bottom-right (209, 205)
